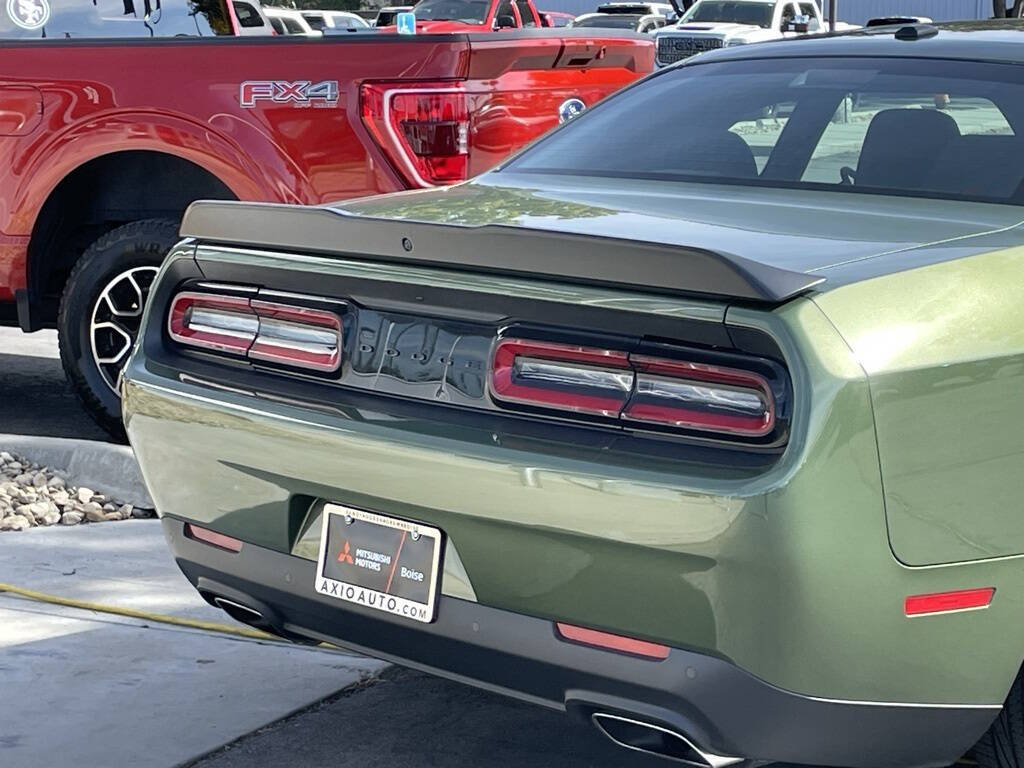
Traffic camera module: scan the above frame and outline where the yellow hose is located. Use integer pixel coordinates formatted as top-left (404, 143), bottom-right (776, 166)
top-left (0, 581), bottom-right (289, 644)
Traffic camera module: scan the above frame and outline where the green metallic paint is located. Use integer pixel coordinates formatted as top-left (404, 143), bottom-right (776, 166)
top-left (125, 246), bottom-right (1024, 708)
top-left (814, 244), bottom-right (1024, 567)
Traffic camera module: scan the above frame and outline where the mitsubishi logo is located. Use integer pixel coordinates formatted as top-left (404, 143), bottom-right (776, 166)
top-left (337, 540), bottom-right (354, 565)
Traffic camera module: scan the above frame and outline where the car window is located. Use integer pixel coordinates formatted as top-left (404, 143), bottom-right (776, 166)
top-left (574, 13), bottom-right (641, 27)
top-left (680, 1), bottom-right (774, 29)
top-left (803, 95), bottom-right (1014, 184)
top-left (301, 11), bottom-right (326, 28)
top-left (514, 0), bottom-right (534, 25)
top-left (495, 0), bottom-right (516, 25)
top-left (0, 0), bottom-right (232, 37)
top-left (233, 0), bottom-right (264, 27)
top-left (267, 14), bottom-right (285, 32)
top-left (414, 0), bottom-right (489, 23)
top-left (283, 15), bottom-right (304, 32)
top-left (507, 57), bottom-right (1024, 205)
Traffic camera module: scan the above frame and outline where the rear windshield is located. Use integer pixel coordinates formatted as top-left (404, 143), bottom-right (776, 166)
top-left (573, 14), bottom-right (641, 27)
top-left (413, 0), bottom-right (489, 23)
top-left (507, 57), bottom-right (1024, 206)
top-left (0, 0), bottom-right (233, 36)
top-left (681, 1), bottom-right (774, 28)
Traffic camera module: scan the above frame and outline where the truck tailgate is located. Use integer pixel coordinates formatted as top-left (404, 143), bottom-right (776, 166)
top-left (464, 31), bottom-right (654, 175)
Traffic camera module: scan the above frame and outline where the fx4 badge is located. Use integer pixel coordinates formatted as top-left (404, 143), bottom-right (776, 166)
top-left (240, 80), bottom-right (340, 109)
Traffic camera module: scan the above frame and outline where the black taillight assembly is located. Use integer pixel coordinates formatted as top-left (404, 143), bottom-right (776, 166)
top-left (490, 338), bottom-right (780, 441)
top-left (361, 83), bottom-right (469, 187)
top-left (167, 291), bottom-right (343, 373)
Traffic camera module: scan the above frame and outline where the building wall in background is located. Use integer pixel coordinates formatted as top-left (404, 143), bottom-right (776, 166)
top-left (534, 0), bottom-right (993, 24)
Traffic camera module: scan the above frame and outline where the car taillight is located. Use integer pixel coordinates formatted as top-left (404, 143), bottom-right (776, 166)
top-left (361, 83), bottom-right (469, 187)
top-left (168, 291), bottom-right (343, 374)
top-left (622, 355), bottom-right (774, 437)
top-left (489, 338), bottom-right (778, 440)
top-left (249, 301), bottom-right (342, 373)
top-left (491, 339), bottom-right (632, 418)
top-left (167, 293), bottom-right (258, 355)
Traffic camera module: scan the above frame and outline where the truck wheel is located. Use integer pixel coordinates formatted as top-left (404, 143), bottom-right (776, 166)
top-left (58, 218), bottom-right (181, 439)
top-left (974, 669), bottom-right (1024, 768)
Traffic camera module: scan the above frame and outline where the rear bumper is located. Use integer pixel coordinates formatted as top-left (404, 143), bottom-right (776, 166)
top-left (164, 516), bottom-right (996, 768)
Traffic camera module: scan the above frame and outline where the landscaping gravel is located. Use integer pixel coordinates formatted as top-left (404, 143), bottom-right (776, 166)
top-left (0, 449), bottom-right (154, 531)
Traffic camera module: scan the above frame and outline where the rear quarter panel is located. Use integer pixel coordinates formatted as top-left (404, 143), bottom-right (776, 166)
top-left (813, 240), bottom-right (1024, 566)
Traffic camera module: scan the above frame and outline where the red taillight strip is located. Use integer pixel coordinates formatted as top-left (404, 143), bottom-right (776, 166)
top-left (167, 292), bottom-right (258, 356)
top-left (489, 339), bottom-right (777, 438)
top-left (556, 622), bottom-right (670, 660)
top-left (184, 523), bottom-right (243, 553)
top-left (491, 339), bottom-right (633, 418)
top-left (168, 292), bottom-right (344, 373)
top-left (249, 300), bottom-right (343, 373)
top-left (905, 588), bottom-right (995, 617)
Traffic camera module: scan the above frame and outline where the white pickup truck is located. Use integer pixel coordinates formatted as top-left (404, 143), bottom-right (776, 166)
top-left (654, 0), bottom-right (852, 67)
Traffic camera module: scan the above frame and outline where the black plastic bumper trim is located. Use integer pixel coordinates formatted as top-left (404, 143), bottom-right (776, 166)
top-left (163, 516), bottom-right (997, 768)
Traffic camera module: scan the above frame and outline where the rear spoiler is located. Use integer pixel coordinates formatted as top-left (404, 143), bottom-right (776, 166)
top-left (180, 201), bottom-right (824, 304)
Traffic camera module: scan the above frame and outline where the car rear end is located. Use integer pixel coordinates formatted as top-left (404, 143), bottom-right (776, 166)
top-left (124, 197), bottom-right (1003, 768)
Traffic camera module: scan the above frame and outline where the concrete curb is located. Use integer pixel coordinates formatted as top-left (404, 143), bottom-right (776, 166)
top-left (0, 433), bottom-right (153, 508)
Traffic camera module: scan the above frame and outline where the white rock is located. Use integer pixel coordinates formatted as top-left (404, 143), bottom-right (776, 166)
top-left (102, 512), bottom-right (121, 522)
top-left (60, 511), bottom-right (84, 525)
top-left (46, 476), bottom-right (65, 490)
top-left (37, 510), bottom-right (61, 526)
top-left (32, 472), bottom-right (47, 488)
top-left (14, 473), bottom-right (33, 486)
top-left (82, 502), bottom-right (105, 522)
top-left (1, 514), bottom-right (30, 531)
top-left (118, 504), bottom-right (134, 520)
top-left (77, 487), bottom-right (94, 504)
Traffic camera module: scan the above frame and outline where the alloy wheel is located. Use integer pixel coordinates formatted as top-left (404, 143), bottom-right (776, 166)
top-left (89, 266), bottom-right (160, 396)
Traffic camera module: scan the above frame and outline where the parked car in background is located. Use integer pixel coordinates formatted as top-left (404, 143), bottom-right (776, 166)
top-left (379, 0), bottom-right (542, 32)
top-left (598, 1), bottom-right (676, 20)
top-left (231, 0), bottom-right (275, 34)
top-left (301, 9), bottom-right (369, 30)
top-left (265, 7), bottom-right (323, 34)
top-left (0, 18), bottom-right (652, 435)
top-left (375, 5), bottom-right (414, 25)
top-left (653, 0), bottom-right (853, 67)
top-left (124, 20), bottom-right (1024, 768)
top-left (541, 9), bottom-right (575, 25)
top-left (572, 7), bottom-right (669, 32)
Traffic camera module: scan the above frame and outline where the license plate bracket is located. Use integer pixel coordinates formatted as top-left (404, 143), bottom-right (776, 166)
top-left (314, 504), bottom-right (443, 624)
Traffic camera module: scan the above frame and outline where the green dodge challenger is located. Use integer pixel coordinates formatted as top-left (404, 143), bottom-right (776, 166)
top-left (124, 22), bottom-right (1024, 768)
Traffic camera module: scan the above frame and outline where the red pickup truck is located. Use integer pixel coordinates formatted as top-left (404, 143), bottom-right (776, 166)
top-left (0, 2), bottom-right (652, 436)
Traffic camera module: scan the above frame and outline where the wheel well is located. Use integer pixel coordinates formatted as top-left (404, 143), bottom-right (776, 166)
top-left (27, 151), bottom-right (236, 327)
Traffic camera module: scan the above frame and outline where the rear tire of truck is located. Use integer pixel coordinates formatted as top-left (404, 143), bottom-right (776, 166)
top-left (974, 669), bottom-right (1024, 768)
top-left (58, 219), bottom-right (181, 440)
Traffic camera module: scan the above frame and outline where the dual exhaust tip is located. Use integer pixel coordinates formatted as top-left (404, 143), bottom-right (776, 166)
top-left (591, 713), bottom-right (743, 767)
top-left (207, 593), bottom-right (743, 767)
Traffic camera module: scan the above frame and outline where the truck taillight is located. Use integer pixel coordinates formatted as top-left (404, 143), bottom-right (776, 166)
top-left (361, 83), bottom-right (469, 187)
top-left (489, 338), bottom-right (777, 440)
top-left (167, 292), bottom-right (343, 374)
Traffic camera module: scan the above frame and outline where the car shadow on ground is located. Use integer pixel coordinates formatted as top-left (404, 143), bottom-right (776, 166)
top-left (0, 329), bottom-right (110, 441)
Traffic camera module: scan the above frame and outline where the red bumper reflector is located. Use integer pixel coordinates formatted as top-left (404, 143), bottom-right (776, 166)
top-left (556, 622), bottom-right (670, 660)
top-left (184, 523), bottom-right (243, 553)
top-left (905, 588), bottom-right (994, 617)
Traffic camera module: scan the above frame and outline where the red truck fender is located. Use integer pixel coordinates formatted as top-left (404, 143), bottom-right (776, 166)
top-left (8, 110), bottom-right (318, 239)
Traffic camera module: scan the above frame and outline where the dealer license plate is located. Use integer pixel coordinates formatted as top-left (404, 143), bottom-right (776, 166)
top-left (314, 504), bottom-right (442, 624)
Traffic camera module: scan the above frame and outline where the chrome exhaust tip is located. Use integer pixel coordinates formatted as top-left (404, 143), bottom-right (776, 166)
top-left (212, 596), bottom-right (266, 626)
top-left (591, 713), bottom-right (743, 768)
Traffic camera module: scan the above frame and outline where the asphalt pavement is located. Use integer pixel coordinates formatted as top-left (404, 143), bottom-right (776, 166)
top-left (0, 327), bottom-right (110, 442)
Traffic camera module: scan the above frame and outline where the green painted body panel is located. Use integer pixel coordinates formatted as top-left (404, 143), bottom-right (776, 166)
top-left (814, 244), bottom-right (1024, 566)
top-left (125, 246), bottom-right (1024, 707)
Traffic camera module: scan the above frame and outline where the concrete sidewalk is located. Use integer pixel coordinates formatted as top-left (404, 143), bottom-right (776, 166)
top-left (0, 520), bottom-right (387, 768)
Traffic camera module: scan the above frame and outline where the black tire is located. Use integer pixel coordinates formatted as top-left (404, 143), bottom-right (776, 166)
top-left (975, 670), bottom-right (1024, 768)
top-left (58, 218), bottom-right (181, 440)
